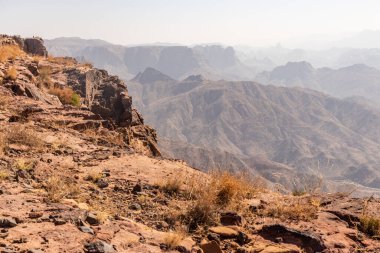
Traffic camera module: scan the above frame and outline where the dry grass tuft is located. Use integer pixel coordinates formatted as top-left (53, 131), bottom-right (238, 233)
top-left (161, 175), bottom-right (182, 195)
top-left (360, 215), bottom-right (380, 237)
top-left (261, 196), bottom-right (320, 221)
top-left (44, 175), bottom-right (81, 203)
top-left (5, 67), bottom-right (18, 80)
top-left (184, 170), bottom-right (261, 229)
top-left (14, 159), bottom-right (36, 171)
top-left (162, 231), bottom-right (186, 250)
top-left (359, 196), bottom-right (380, 237)
top-left (84, 170), bottom-right (103, 183)
top-left (37, 66), bottom-right (53, 88)
top-left (0, 170), bottom-right (10, 181)
top-left (47, 56), bottom-right (76, 65)
top-left (5, 126), bottom-right (44, 150)
top-left (49, 87), bottom-right (81, 106)
top-left (0, 45), bottom-right (24, 63)
top-left (81, 61), bottom-right (93, 68)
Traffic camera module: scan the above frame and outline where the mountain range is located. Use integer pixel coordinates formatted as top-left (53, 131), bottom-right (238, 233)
top-left (128, 68), bottom-right (380, 194)
top-left (45, 37), bottom-right (256, 81)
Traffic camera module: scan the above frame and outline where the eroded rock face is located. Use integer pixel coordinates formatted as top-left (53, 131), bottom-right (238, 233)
top-left (0, 35), bottom-right (48, 56)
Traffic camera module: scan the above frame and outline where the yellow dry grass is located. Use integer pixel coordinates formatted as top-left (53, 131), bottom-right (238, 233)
top-left (5, 67), bottom-right (18, 80)
top-left (0, 45), bottom-right (24, 63)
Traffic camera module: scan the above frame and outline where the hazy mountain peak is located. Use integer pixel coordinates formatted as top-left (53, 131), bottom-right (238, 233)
top-left (182, 74), bottom-right (206, 83)
top-left (132, 67), bottom-right (175, 84)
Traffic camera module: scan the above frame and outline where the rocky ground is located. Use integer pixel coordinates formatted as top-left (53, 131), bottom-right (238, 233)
top-left (0, 35), bottom-right (380, 253)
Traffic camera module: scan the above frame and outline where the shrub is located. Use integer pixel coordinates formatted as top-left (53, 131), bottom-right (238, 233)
top-left (49, 87), bottom-right (81, 106)
top-left (5, 67), bottom-right (18, 80)
top-left (0, 45), bottom-right (24, 63)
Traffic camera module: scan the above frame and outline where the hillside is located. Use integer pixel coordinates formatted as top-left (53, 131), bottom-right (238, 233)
top-left (3, 35), bottom-right (380, 252)
top-left (256, 61), bottom-right (380, 105)
top-left (45, 38), bottom-right (257, 81)
top-left (128, 68), bottom-right (380, 192)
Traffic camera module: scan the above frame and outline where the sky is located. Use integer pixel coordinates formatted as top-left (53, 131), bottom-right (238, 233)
top-left (1, 0), bottom-right (380, 48)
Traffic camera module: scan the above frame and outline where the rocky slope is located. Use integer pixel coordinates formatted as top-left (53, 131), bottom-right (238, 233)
top-left (256, 61), bottom-right (380, 105)
top-left (2, 35), bottom-right (380, 253)
top-left (128, 68), bottom-right (380, 193)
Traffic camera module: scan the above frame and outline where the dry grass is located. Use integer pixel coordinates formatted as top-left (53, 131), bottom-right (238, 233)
top-left (261, 196), bottom-right (320, 221)
top-left (81, 61), bottom-right (93, 68)
top-left (4, 126), bottom-right (44, 150)
top-left (0, 170), bottom-right (10, 181)
top-left (359, 196), bottom-right (380, 237)
top-left (47, 56), bottom-right (76, 65)
top-left (14, 159), bottom-right (36, 171)
top-left (183, 170), bottom-right (261, 229)
top-left (162, 231), bottom-right (185, 250)
top-left (161, 175), bottom-right (182, 195)
top-left (360, 215), bottom-right (380, 237)
top-left (44, 175), bottom-right (81, 203)
top-left (3, 126), bottom-right (44, 151)
top-left (84, 170), bottom-right (103, 183)
top-left (5, 67), bottom-right (18, 80)
top-left (0, 45), bottom-right (24, 63)
top-left (49, 87), bottom-right (81, 106)
top-left (83, 128), bottom-right (125, 146)
top-left (37, 66), bottom-right (53, 88)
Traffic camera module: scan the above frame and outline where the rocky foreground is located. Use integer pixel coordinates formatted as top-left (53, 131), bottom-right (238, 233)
top-left (0, 35), bottom-right (380, 253)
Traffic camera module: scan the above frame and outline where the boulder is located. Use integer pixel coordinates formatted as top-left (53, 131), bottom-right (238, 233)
top-left (0, 217), bottom-right (17, 228)
top-left (209, 226), bottom-right (239, 238)
top-left (200, 240), bottom-right (222, 253)
top-left (84, 241), bottom-right (115, 253)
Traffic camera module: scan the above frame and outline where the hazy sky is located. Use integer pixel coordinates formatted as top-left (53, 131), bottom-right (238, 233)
top-left (1, 0), bottom-right (380, 47)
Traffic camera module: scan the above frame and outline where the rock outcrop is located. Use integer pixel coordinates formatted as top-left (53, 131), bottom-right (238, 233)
top-left (0, 35), bottom-right (159, 156)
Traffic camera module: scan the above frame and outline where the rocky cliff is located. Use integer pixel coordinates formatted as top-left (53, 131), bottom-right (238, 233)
top-left (0, 35), bottom-right (159, 156)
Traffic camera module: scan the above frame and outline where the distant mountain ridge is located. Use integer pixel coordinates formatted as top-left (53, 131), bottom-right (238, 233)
top-left (45, 37), bottom-right (257, 81)
top-left (256, 61), bottom-right (380, 105)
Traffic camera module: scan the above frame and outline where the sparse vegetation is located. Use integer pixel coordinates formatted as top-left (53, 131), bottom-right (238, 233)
top-left (0, 45), bottom-right (24, 63)
top-left (49, 87), bottom-right (81, 106)
top-left (0, 170), bottom-right (10, 181)
top-left (37, 66), bottom-right (53, 88)
top-left (162, 231), bottom-right (185, 250)
top-left (5, 67), bottom-right (18, 80)
top-left (360, 215), bottom-right (380, 237)
top-left (161, 174), bottom-right (182, 195)
top-left (47, 56), bottom-right (76, 65)
top-left (44, 175), bottom-right (81, 203)
top-left (81, 61), bottom-right (93, 68)
top-left (14, 159), bottom-right (36, 171)
top-left (183, 170), bottom-right (260, 229)
top-left (261, 196), bottom-right (320, 221)
top-left (84, 170), bottom-right (104, 183)
top-left (4, 126), bottom-right (44, 150)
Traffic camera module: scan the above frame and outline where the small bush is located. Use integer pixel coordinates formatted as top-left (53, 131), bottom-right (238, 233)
top-left (84, 170), bottom-right (103, 183)
top-left (5, 67), bottom-right (17, 80)
top-left (44, 175), bottom-right (80, 203)
top-left (0, 45), bottom-right (24, 63)
top-left (49, 87), bottom-right (81, 106)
